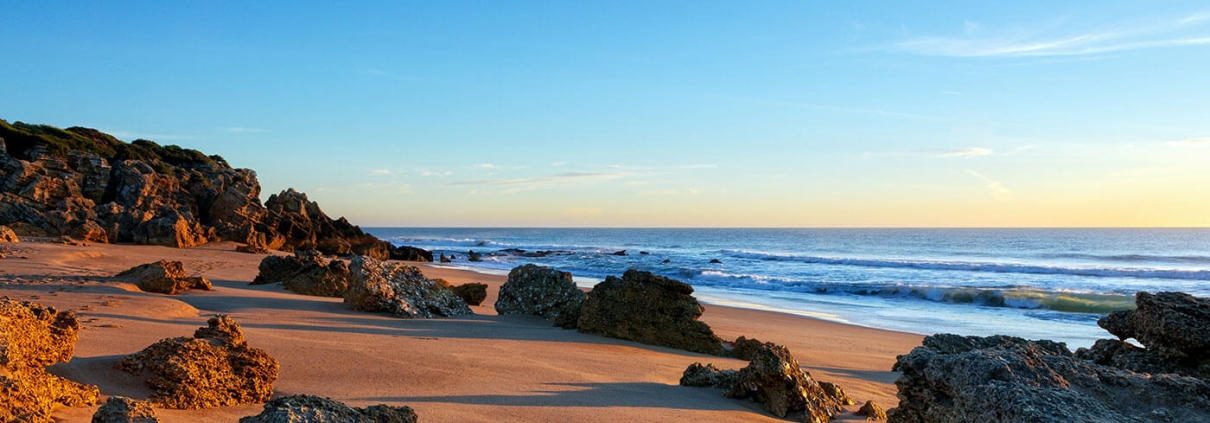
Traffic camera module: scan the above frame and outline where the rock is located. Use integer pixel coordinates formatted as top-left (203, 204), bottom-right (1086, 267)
top-left (388, 245), bottom-right (433, 262)
top-left (0, 299), bottom-right (100, 423)
top-left (450, 283), bottom-right (488, 306)
top-left (343, 256), bottom-right (472, 318)
top-left (819, 381), bottom-right (856, 406)
top-left (679, 344), bottom-right (847, 423)
top-left (116, 315), bottom-right (279, 409)
top-left (662, 259), bottom-right (671, 263)
top-left (856, 400), bottom-right (887, 421)
top-left (679, 362), bottom-right (737, 388)
top-left (1097, 291), bottom-right (1210, 366)
top-left (0, 225), bottom-right (19, 242)
top-left (578, 269), bottom-right (723, 355)
top-left (639, 251), bottom-right (649, 255)
top-left (709, 259), bottom-right (722, 264)
top-left (467, 250), bottom-right (482, 262)
top-left (612, 250), bottom-right (627, 256)
top-left (237, 242), bottom-right (270, 254)
top-left (116, 260), bottom-right (212, 295)
top-left (889, 334), bottom-right (1210, 423)
top-left (495, 264), bottom-right (586, 329)
top-left (238, 394), bottom-right (417, 423)
top-left (439, 253), bottom-right (451, 263)
top-left (729, 335), bottom-right (771, 360)
top-left (91, 396), bottom-right (160, 423)
top-left (251, 251), bottom-right (354, 297)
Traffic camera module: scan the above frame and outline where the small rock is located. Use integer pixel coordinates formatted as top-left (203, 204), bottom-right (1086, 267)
top-left (343, 256), bottom-right (472, 319)
top-left (855, 400), bottom-right (887, 421)
top-left (251, 251), bottom-right (354, 297)
top-left (467, 250), bottom-right (482, 262)
top-left (709, 259), bottom-right (722, 264)
top-left (238, 394), bottom-right (417, 423)
top-left (451, 283), bottom-right (488, 306)
top-left (91, 396), bottom-right (160, 423)
top-left (116, 260), bottom-right (211, 295)
top-left (0, 225), bottom-right (19, 243)
top-left (612, 250), bottom-right (627, 256)
top-left (439, 253), bottom-right (451, 263)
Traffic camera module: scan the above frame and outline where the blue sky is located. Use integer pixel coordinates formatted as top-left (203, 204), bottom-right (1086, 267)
top-left (3, 1), bottom-right (1209, 226)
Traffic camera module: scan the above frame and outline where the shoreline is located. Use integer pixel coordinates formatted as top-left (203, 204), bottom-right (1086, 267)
top-left (1, 241), bottom-right (923, 422)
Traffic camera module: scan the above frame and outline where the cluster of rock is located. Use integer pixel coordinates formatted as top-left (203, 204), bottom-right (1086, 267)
top-left (0, 120), bottom-right (429, 260)
top-left (251, 250), bottom-right (355, 297)
top-left (0, 299), bottom-right (99, 423)
top-left (116, 260), bottom-right (212, 294)
top-left (495, 264), bottom-right (585, 328)
top-left (578, 269), bottom-right (725, 356)
top-left (680, 344), bottom-right (853, 423)
top-left (116, 315), bottom-right (279, 409)
top-left (889, 291), bottom-right (1210, 423)
top-left (239, 394), bottom-right (418, 423)
top-left (343, 256), bottom-right (473, 318)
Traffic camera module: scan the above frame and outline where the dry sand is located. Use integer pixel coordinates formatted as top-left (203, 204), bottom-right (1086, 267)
top-left (0, 241), bottom-right (923, 422)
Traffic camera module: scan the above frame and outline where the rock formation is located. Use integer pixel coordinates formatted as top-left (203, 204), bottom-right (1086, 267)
top-left (116, 315), bottom-right (279, 409)
top-left (343, 256), bottom-right (472, 318)
top-left (0, 120), bottom-right (430, 258)
top-left (889, 333), bottom-right (1210, 423)
top-left (91, 396), bottom-right (160, 423)
top-left (450, 282), bottom-right (488, 306)
top-left (856, 400), bottom-right (887, 421)
top-left (728, 335), bottom-right (772, 360)
top-left (251, 250), bottom-right (355, 297)
top-left (116, 260), bottom-right (212, 294)
top-left (239, 394), bottom-right (418, 423)
top-left (680, 344), bottom-right (848, 423)
top-left (1077, 291), bottom-right (1210, 378)
top-left (0, 225), bottom-right (18, 242)
top-left (0, 299), bottom-right (100, 423)
top-left (495, 264), bottom-right (585, 328)
top-left (578, 269), bottom-right (723, 355)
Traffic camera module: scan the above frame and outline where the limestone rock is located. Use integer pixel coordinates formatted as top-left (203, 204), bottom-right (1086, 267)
top-left (679, 362), bottom-right (736, 388)
top-left (856, 400), bottom-right (887, 421)
top-left (116, 315), bottom-right (279, 409)
top-left (251, 251), bottom-right (354, 297)
top-left (1097, 291), bottom-right (1210, 368)
top-left (0, 225), bottom-right (18, 242)
top-left (679, 344), bottom-right (847, 422)
top-left (389, 245), bottom-right (433, 262)
top-left (343, 256), bottom-right (472, 318)
top-left (91, 396), bottom-right (160, 423)
top-left (729, 335), bottom-right (772, 360)
top-left (889, 334), bottom-right (1210, 423)
top-left (238, 394), bottom-right (417, 423)
top-left (578, 269), bottom-right (723, 355)
top-left (450, 283), bottom-right (488, 306)
top-left (0, 299), bottom-right (100, 423)
top-left (116, 260), bottom-right (212, 295)
top-left (495, 264), bottom-right (585, 328)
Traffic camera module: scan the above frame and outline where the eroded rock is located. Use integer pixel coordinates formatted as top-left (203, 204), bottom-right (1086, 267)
top-left (343, 256), bottom-right (472, 318)
top-left (116, 260), bottom-right (212, 295)
top-left (1093, 291), bottom-right (1210, 373)
top-left (238, 394), bottom-right (417, 423)
top-left (251, 251), bottom-right (354, 297)
top-left (856, 400), bottom-right (887, 421)
top-left (116, 315), bottom-right (279, 409)
top-left (680, 344), bottom-right (847, 423)
top-left (0, 225), bottom-right (18, 242)
top-left (91, 396), bottom-right (160, 423)
top-left (578, 269), bottom-right (723, 355)
top-left (0, 298), bottom-right (99, 423)
top-left (450, 283), bottom-right (488, 306)
top-left (495, 264), bottom-right (585, 328)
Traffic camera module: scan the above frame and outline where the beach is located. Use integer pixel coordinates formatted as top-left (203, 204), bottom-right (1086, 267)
top-left (1, 240), bottom-right (922, 422)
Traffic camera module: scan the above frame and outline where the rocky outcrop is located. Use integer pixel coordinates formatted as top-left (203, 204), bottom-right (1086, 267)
top-left (1, 299), bottom-right (100, 423)
top-left (116, 315), bottom-right (279, 409)
top-left (729, 335), bottom-right (772, 360)
top-left (343, 256), bottom-right (472, 318)
top-left (116, 260), bottom-right (212, 295)
top-left (889, 333), bottom-right (1210, 423)
top-left (680, 344), bottom-right (848, 423)
top-left (578, 269), bottom-right (723, 355)
top-left (450, 283), bottom-right (488, 306)
top-left (251, 251), bottom-right (354, 297)
top-left (238, 394), bottom-right (417, 423)
top-left (0, 225), bottom-right (18, 242)
top-left (495, 264), bottom-right (585, 328)
top-left (390, 245), bottom-right (433, 262)
top-left (91, 396), bottom-right (160, 423)
top-left (1078, 291), bottom-right (1210, 378)
top-left (856, 400), bottom-right (887, 421)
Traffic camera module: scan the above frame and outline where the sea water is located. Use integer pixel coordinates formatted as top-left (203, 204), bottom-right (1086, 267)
top-left (366, 228), bottom-right (1210, 349)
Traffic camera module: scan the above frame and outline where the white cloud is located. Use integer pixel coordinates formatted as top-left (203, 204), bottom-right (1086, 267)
top-left (472, 163), bottom-right (500, 169)
top-left (966, 169), bottom-right (1013, 200)
top-left (367, 169), bottom-right (391, 176)
top-left (1165, 137), bottom-right (1210, 147)
top-left (937, 147), bottom-right (994, 158)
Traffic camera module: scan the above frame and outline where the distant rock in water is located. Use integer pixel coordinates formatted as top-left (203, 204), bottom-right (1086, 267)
top-left (578, 269), bottom-right (724, 355)
top-left (91, 396), bottom-right (160, 423)
top-left (495, 264), bottom-right (585, 328)
top-left (0, 299), bottom-right (100, 423)
top-left (343, 255), bottom-right (472, 318)
top-left (680, 344), bottom-right (848, 423)
top-left (709, 258), bottom-right (722, 264)
top-left (116, 260), bottom-right (212, 295)
top-left (439, 253), bottom-right (451, 263)
top-left (467, 250), bottom-right (482, 262)
top-left (251, 250), bottom-right (354, 297)
top-left (612, 250), bottom-right (627, 256)
top-left (239, 394), bottom-right (417, 423)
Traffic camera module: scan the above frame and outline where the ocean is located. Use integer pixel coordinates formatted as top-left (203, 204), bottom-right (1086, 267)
top-left (365, 228), bottom-right (1210, 349)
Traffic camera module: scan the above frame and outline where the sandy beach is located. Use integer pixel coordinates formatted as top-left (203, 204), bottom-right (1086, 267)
top-left (0, 240), bottom-right (923, 422)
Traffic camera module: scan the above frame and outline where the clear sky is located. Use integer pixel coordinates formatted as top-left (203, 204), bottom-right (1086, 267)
top-left (2, 1), bottom-right (1209, 227)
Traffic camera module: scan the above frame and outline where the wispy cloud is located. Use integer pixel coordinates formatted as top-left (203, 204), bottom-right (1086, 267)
top-left (417, 169), bottom-right (453, 177)
top-left (937, 147), bottom-right (994, 158)
top-left (445, 171), bottom-right (621, 188)
top-left (966, 169), bottom-right (1013, 200)
top-left (898, 13), bottom-right (1210, 57)
top-left (471, 163), bottom-right (500, 170)
top-left (367, 169), bottom-right (391, 176)
top-left (1165, 137), bottom-right (1210, 147)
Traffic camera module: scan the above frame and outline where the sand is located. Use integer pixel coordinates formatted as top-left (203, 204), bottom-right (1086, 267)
top-left (0, 241), bottom-right (923, 422)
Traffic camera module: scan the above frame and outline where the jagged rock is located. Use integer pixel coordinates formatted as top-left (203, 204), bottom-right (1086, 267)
top-left (819, 381), bottom-right (856, 406)
top-left (889, 334), bottom-right (1210, 423)
top-left (0, 225), bottom-right (19, 242)
top-left (439, 253), bottom-right (451, 263)
top-left (578, 269), bottom-right (723, 355)
top-left (1098, 291), bottom-right (1210, 366)
top-left (729, 335), bottom-right (771, 360)
top-left (251, 251), bottom-right (355, 297)
top-left (679, 362), bottom-right (737, 388)
top-left (116, 260), bottom-right (212, 295)
top-left (116, 315), bottom-right (279, 409)
top-left (91, 396), bottom-right (160, 423)
top-left (495, 264), bottom-right (585, 329)
top-left (0, 298), bottom-right (100, 423)
top-left (238, 394), bottom-right (417, 423)
top-left (450, 283), bottom-right (488, 306)
top-left (679, 344), bottom-right (846, 422)
top-left (467, 250), bottom-right (482, 262)
top-left (612, 250), bottom-right (627, 256)
top-left (856, 400), bottom-right (887, 421)
top-left (343, 256), bottom-right (472, 318)
top-left (389, 245), bottom-right (433, 262)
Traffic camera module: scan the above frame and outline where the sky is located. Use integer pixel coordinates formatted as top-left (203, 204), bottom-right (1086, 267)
top-left (2, 1), bottom-right (1209, 227)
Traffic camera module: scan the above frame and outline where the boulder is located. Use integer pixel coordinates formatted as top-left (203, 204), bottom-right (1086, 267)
top-left (116, 315), bottom-right (279, 409)
top-left (343, 256), bottom-right (472, 318)
top-left (679, 362), bottom-right (736, 388)
top-left (450, 283), bottom-right (488, 306)
top-left (578, 269), bottom-right (723, 355)
top-left (679, 344), bottom-right (847, 423)
top-left (439, 254), bottom-right (451, 263)
top-left (889, 334), bottom-right (1210, 423)
top-left (91, 396), bottom-right (160, 423)
top-left (0, 299), bottom-right (100, 423)
top-left (1095, 291), bottom-right (1210, 369)
top-left (389, 245), bottom-right (433, 262)
top-left (116, 260), bottom-right (212, 295)
top-left (855, 400), bottom-right (887, 421)
top-left (251, 251), bottom-right (354, 297)
top-left (729, 335), bottom-right (771, 360)
top-left (467, 250), bottom-right (482, 262)
top-left (495, 264), bottom-right (586, 328)
top-left (0, 224), bottom-right (18, 242)
top-left (238, 394), bottom-right (417, 423)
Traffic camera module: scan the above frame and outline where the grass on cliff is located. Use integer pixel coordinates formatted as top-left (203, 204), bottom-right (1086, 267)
top-left (0, 119), bottom-right (227, 169)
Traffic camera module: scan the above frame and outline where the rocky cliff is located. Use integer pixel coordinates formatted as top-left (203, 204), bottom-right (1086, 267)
top-left (0, 119), bottom-right (424, 259)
